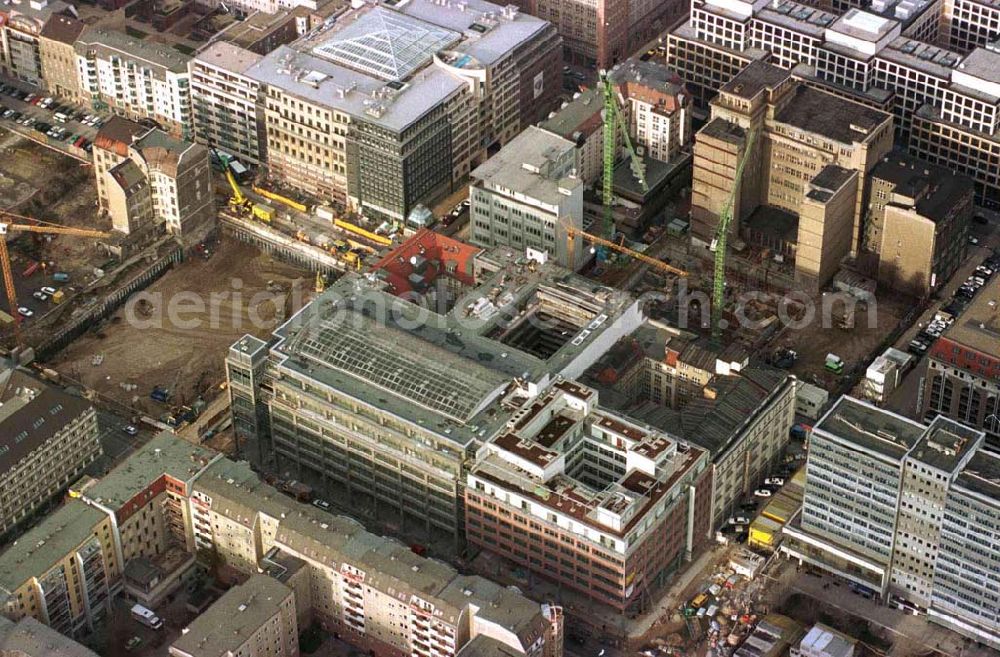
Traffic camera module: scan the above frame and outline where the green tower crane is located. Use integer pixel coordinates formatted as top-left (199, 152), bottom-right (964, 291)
top-left (599, 70), bottom-right (648, 258)
top-left (711, 127), bottom-right (757, 342)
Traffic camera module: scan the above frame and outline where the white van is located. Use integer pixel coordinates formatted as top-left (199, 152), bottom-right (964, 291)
top-left (130, 604), bottom-right (164, 630)
top-left (53, 112), bottom-right (67, 124)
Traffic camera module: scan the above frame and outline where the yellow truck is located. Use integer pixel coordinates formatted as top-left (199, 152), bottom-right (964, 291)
top-left (252, 204), bottom-right (275, 223)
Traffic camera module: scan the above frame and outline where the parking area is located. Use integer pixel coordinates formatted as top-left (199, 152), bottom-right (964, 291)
top-left (0, 80), bottom-right (106, 158)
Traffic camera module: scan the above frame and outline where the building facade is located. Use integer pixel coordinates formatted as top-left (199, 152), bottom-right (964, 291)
top-left (691, 61), bottom-right (893, 292)
top-left (465, 380), bottom-right (713, 612)
top-left (781, 396), bottom-right (1000, 650)
top-left (469, 127), bottom-right (584, 270)
top-left (189, 42), bottom-right (265, 165)
top-left (922, 273), bottom-right (1000, 448)
top-left (867, 153), bottom-right (973, 296)
top-left (37, 13), bottom-right (85, 103)
top-left (0, 0), bottom-right (72, 85)
top-left (75, 29), bottom-right (193, 139)
top-left (0, 368), bottom-right (102, 541)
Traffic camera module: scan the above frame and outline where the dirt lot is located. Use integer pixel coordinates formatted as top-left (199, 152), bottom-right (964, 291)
top-left (773, 291), bottom-right (912, 389)
top-left (49, 237), bottom-right (311, 415)
top-left (0, 127), bottom-right (106, 275)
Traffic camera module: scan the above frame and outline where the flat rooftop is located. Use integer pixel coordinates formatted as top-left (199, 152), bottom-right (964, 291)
top-left (829, 9), bottom-right (899, 42)
top-left (539, 88), bottom-right (602, 141)
top-left (0, 500), bottom-right (105, 593)
top-left (758, 0), bottom-right (837, 37)
top-left (880, 38), bottom-right (962, 80)
top-left (955, 46), bottom-right (1000, 86)
top-left (720, 60), bottom-right (790, 100)
top-left (471, 126), bottom-right (581, 206)
top-left (699, 117), bottom-right (748, 146)
top-left (940, 274), bottom-right (1000, 357)
top-left (774, 85), bottom-right (890, 144)
top-left (0, 617), bottom-right (99, 657)
top-left (171, 575), bottom-right (292, 657)
top-left (193, 40), bottom-right (263, 75)
top-left (76, 28), bottom-right (192, 73)
top-left (910, 416), bottom-right (983, 473)
top-left (815, 396), bottom-right (924, 460)
top-left (955, 449), bottom-right (1000, 501)
top-left (79, 432), bottom-right (217, 511)
top-left (872, 153), bottom-right (974, 221)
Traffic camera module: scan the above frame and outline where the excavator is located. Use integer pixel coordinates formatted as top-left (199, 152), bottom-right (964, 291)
top-left (221, 155), bottom-right (274, 224)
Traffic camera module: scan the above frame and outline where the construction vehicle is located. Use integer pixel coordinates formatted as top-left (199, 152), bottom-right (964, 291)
top-left (566, 228), bottom-right (687, 278)
top-left (333, 218), bottom-right (392, 246)
top-left (346, 238), bottom-right (376, 254)
top-left (710, 128), bottom-right (757, 342)
top-left (0, 212), bottom-right (111, 346)
top-left (315, 271), bottom-right (326, 293)
top-left (223, 159), bottom-right (253, 216)
top-left (252, 203), bottom-right (275, 224)
top-left (253, 185), bottom-right (308, 213)
top-left (598, 69), bottom-right (648, 259)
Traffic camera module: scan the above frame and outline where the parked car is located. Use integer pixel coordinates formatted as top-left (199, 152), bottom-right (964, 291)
top-left (40, 286), bottom-right (57, 295)
top-left (17, 307), bottom-right (33, 318)
top-left (311, 499), bottom-right (332, 511)
top-left (764, 477), bottom-right (785, 486)
top-left (123, 425), bottom-right (139, 436)
top-left (969, 236), bottom-right (980, 245)
top-left (728, 515), bottom-right (751, 525)
top-left (754, 488), bottom-right (773, 498)
top-left (32, 291), bottom-right (49, 302)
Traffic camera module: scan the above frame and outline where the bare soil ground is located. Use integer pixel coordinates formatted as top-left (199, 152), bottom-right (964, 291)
top-left (49, 238), bottom-right (311, 415)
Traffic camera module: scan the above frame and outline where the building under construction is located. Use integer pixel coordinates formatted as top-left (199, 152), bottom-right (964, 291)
top-left (226, 240), bottom-right (644, 550)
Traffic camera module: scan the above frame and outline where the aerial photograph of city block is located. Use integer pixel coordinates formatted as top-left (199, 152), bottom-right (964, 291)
top-left (0, 0), bottom-right (997, 654)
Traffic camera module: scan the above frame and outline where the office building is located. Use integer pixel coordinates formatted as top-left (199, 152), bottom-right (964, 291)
top-left (781, 396), bottom-right (1000, 650)
top-left (170, 576), bottom-right (299, 657)
top-left (0, 500), bottom-right (119, 637)
top-left (867, 153), bottom-right (973, 296)
top-left (75, 28), bottom-right (194, 139)
top-left (691, 62), bottom-right (893, 292)
top-left (189, 42), bottom-right (266, 166)
top-left (519, 0), bottom-right (686, 68)
top-left (582, 325), bottom-right (798, 527)
top-left (0, 0), bottom-right (72, 85)
top-left (0, 616), bottom-right (101, 657)
top-left (465, 379), bottom-right (713, 611)
top-left (0, 368), bottom-right (101, 541)
top-left (226, 242), bottom-right (642, 549)
top-left (240, 0), bottom-right (560, 221)
top-left (469, 127), bottom-right (584, 270)
top-left (37, 14), bottom-right (86, 103)
top-left (665, 0), bottom-right (1000, 204)
top-left (922, 274), bottom-right (1000, 446)
top-left (94, 117), bottom-right (215, 239)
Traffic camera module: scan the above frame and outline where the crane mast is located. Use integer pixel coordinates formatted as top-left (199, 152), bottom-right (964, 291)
top-left (711, 127), bottom-right (757, 342)
top-left (599, 70), bottom-right (648, 257)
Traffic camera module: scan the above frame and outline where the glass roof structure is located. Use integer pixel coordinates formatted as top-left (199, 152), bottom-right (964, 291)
top-left (290, 312), bottom-right (506, 423)
top-left (311, 8), bottom-right (460, 81)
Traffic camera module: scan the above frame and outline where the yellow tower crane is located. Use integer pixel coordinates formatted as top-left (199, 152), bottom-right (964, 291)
top-left (566, 227), bottom-right (688, 278)
top-left (0, 212), bottom-right (111, 346)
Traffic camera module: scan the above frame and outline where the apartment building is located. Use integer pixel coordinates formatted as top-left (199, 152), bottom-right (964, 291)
top-left (0, 0), bottom-right (72, 85)
top-left (465, 379), bottom-right (713, 611)
top-left (94, 117), bottom-right (215, 239)
top-left (0, 616), bottom-right (101, 657)
top-left (666, 0), bottom-right (1000, 205)
top-left (922, 274), bottom-right (1000, 447)
top-left (866, 153), bottom-right (973, 296)
top-left (0, 368), bottom-right (101, 541)
top-left (0, 500), bottom-right (118, 637)
top-left (539, 59), bottom-right (691, 186)
top-left (781, 396), bottom-right (1000, 650)
top-left (37, 13), bottom-right (86, 103)
top-left (170, 576), bottom-right (299, 657)
top-left (469, 127), bottom-right (584, 270)
top-left (189, 42), bottom-right (266, 165)
top-left (691, 61), bottom-right (893, 292)
top-left (518, 0), bottom-right (686, 68)
top-left (226, 243), bottom-right (642, 550)
top-left (0, 432), bottom-right (565, 657)
top-left (235, 0), bottom-right (560, 221)
top-left (75, 29), bottom-right (193, 139)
